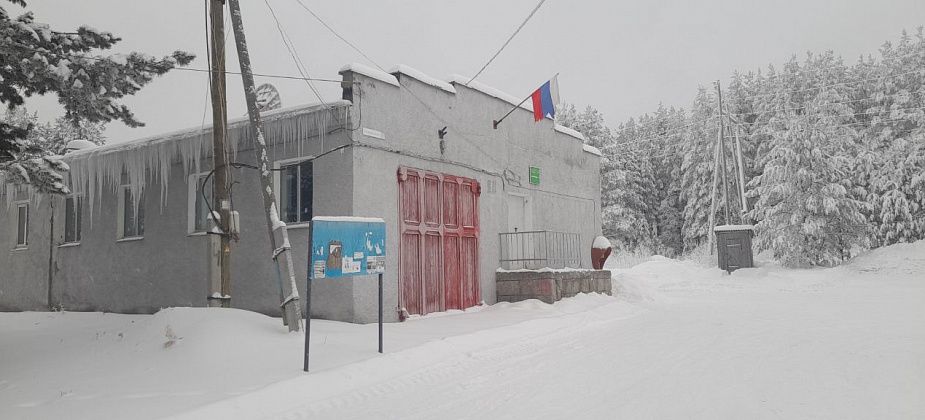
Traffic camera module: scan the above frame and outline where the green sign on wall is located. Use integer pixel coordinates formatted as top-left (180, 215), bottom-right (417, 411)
top-left (529, 166), bottom-right (540, 185)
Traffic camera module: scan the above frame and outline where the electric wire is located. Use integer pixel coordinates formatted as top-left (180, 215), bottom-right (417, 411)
top-left (466, 0), bottom-right (548, 85)
top-left (263, 0), bottom-right (326, 104)
top-left (291, 0), bottom-right (384, 72)
top-left (0, 40), bottom-right (347, 83)
top-left (285, 0), bottom-right (514, 171)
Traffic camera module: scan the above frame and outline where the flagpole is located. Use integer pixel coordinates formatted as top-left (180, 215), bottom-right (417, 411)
top-left (492, 72), bottom-right (559, 130)
top-left (493, 93), bottom-right (534, 129)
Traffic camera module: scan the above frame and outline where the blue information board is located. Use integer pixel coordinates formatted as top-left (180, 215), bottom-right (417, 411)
top-left (309, 217), bottom-right (386, 279)
top-left (305, 216), bottom-right (388, 371)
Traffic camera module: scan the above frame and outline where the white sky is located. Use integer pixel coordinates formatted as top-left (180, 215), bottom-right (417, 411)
top-left (12, 0), bottom-right (925, 143)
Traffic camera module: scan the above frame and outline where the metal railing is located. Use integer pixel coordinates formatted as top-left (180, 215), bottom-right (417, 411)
top-left (499, 230), bottom-right (582, 270)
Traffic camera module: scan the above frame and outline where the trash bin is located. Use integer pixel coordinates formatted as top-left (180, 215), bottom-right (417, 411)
top-left (713, 225), bottom-right (754, 273)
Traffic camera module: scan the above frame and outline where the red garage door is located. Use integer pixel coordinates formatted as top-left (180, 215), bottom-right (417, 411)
top-left (398, 167), bottom-right (480, 316)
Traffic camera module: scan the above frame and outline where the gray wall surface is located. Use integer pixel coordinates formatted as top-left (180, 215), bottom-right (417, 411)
top-left (0, 104), bottom-right (353, 317)
top-left (341, 67), bottom-right (602, 322)
top-left (1, 68), bottom-right (602, 324)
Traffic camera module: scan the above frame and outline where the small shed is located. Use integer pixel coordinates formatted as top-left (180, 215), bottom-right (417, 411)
top-left (713, 225), bottom-right (754, 272)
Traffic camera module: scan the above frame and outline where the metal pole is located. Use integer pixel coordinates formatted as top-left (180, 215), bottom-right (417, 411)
top-left (303, 274), bottom-right (312, 372)
top-left (227, 0), bottom-right (301, 331)
top-left (492, 73), bottom-right (558, 129)
top-left (378, 273), bottom-right (383, 354)
top-left (303, 223), bottom-right (313, 371)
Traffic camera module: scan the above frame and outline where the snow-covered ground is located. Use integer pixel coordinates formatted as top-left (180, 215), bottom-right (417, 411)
top-left (2, 242), bottom-right (924, 419)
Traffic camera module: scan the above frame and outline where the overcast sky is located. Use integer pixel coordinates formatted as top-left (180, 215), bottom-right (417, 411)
top-left (12, 0), bottom-right (925, 143)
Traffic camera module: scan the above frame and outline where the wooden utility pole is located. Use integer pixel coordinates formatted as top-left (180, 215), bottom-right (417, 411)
top-left (208, 0), bottom-right (232, 308)
top-left (715, 81), bottom-right (732, 225)
top-left (707, 123), bottom-right (721, 255)
top-left (227, 0), bottom-right (302, 331)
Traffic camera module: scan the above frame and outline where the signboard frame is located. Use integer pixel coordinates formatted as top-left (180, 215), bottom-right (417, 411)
top-left (529, 166), bottom-right (541, 185)
top-left (304, 216), bottom-right (386, 372)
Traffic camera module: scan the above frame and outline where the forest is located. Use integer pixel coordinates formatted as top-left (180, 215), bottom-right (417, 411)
top-left (557, 28), bottom-right (925, 266)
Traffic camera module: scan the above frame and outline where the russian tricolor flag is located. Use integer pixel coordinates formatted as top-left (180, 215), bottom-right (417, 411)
top-left (531, 75), bottom-right (560, 121)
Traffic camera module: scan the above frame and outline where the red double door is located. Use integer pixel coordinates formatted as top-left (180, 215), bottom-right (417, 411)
top-left (398, 167), bottom-right (481, 316)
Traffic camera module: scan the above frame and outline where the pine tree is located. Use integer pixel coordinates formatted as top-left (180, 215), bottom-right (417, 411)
top-left (602, 119), bottom-right (654, 249)
top-left (858, 28), bottom-right (925, 245)
top-left (0, 0), bottom-right (194, 193)
top-left (679, 87), bottom-right (718, 252)
top-left (1, 107), bottom-right (105, 154)
top-left (748, 82), bottom-right (867, 266)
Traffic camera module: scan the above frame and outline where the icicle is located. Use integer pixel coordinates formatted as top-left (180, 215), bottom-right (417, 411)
top-left (58, 102), bottom-right (348, 230)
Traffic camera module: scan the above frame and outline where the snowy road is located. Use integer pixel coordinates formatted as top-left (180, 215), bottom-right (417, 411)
top-left (173, 244), bottom-right (925, 420)
top-left (3, 242), bottom-right (924, 419)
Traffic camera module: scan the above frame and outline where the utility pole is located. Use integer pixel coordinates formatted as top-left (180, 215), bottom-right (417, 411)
top-left (227, 0), bottom-right (302, 331)
top-left (208, 0), bottom-right (232, 308)
top-left (732, 123), bottom-right (749, 220)
top-left (707, 123), bottom-right (721, 255)
top-left (715, 81), bottom-right (732, 225)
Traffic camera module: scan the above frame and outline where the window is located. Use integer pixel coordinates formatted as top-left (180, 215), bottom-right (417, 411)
top-left (188, 173), bottom-right (214, 234)
top-left (278, 159), bottom-right (313, 224)
top-left (15, 202), bottom-right (28, 248)
top-left (118, 186), bottom-right (145, 239)
top-left (63, 196), bottom-right (82, 244)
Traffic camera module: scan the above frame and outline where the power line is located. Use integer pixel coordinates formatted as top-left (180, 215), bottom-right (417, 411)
top-left (608, 67), bottom-right (923, 137)
top-left (291, 0), bottom-right (385, 72)
top-left (466, 0), bottom-right (548, 85)
top-left (728, 95), bottom-right (888, 118)
top-left (284, 0), bottom-right (514, 171)
top-left (263, 0), bottom-right (325, 103)
top-left (0, 40), bottom-right (347, 84)
top-left (612, 111), bottom-right (924, 159)
top-left (742, 49), bottom-right (925, 83)
top-left (728, 68), bottom-right (923, 101)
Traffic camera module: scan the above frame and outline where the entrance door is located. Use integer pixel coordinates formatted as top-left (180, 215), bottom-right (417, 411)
top-left (398, 167), bottom-right (480, 316)
top-left (507, 195), bottom-right (525, 233)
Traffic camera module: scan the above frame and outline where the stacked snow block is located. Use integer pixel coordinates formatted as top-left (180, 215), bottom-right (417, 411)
top-left (496, 270), bottom-right (612, 304)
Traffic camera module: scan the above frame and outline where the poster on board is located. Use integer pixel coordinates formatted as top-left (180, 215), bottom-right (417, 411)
top-left (309, 217), bottom-right (386, 279)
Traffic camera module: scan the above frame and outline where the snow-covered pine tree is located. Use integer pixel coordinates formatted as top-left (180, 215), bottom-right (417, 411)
top-left (645, 104), bottom-right (685, 256)
top-left (748, 68), bottom-right (867, 266)
top-left (0, 0), bottom-right (193, 193)
top-left (555, 103), bottom-right (612, 150)
top-left (857, 29), bottom-right (925, 245)
top-left (679, 87), bottom-right (718, 252)
top-left (602, 118), bottom-right (655, 249)
top-left (1, 107), bottom-right (105, 155)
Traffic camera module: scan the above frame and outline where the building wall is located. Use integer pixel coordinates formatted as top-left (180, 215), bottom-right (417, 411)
top-left (341, 68), bottom-right (602, 322)
top-left (0, 188), bottom-right (52, 311)
top-left (1, 70), bottom-right (602, 324)
top-left (0, 106), bottom-right (354, 316)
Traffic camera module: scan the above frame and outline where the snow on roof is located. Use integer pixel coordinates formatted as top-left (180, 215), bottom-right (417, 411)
top-left (339, 63), bottom-right (399, 87)
top-left (554, 124), bottom-right (585, 141)
top-left (389, 65), bottom-right (456, 94)
top-left (713, 224), bottom-right (755, 232)
top-left (312, 216), bottom-right (386, 223)
top-left (582, 144), bottom-right (603, 157)
top-left (63, 100), bottom-right (349, 159)
top-left (447, 74), bottom-right (533, 112)
top-left (64, 139), bottom-right (98, 153)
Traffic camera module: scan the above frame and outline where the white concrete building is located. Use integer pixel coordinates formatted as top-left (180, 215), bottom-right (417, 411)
top-left (0, 64), bottom-right (603, 323)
